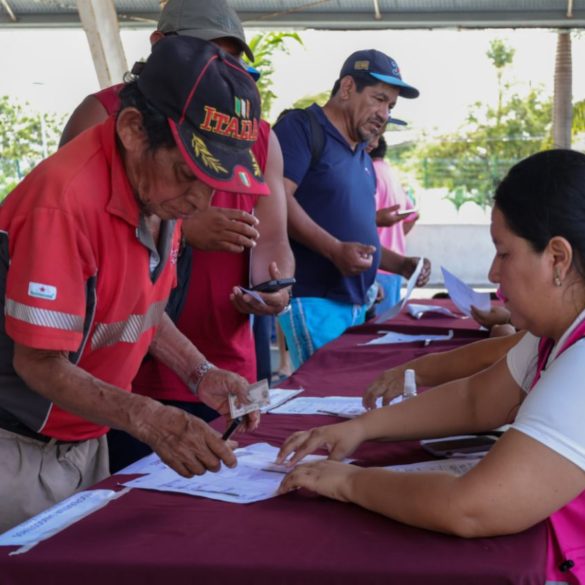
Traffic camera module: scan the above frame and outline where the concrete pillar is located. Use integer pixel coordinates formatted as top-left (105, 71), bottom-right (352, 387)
top-left (76, 0), bottom-right (128, 88)
top-left (552, 30), bottom-right (573, 149)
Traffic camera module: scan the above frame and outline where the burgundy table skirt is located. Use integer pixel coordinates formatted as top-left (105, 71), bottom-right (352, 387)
top-left (0, 303), bottom-right (546, 585)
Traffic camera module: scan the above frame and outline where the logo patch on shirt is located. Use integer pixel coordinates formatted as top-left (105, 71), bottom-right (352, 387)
top-left (28, 282), bottom-right (57, 301)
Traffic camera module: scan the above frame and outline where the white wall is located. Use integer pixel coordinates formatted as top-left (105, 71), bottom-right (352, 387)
top-left (405, 224), bottom-right (495, 287)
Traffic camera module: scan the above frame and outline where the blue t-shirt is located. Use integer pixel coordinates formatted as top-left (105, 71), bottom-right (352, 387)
top-left (274, 104), bottom-right (380, 305)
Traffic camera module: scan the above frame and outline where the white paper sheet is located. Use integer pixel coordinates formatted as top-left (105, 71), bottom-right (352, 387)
top-left (118, 452), bottom-right (167, 475)
top-left (262, 387), bottom-right (304, 413)
top-left (238, 287), bottom-right (267, 305)
top-left (122, 443), bottom-right (332, 504)
top-left (0, 489), bottom-right (128, 552)
top-left (269, 396), bottom-right (359, 415)
top-left (383, 458), bottom-right (481, 476)
top-left (407, 303), bottom-right (459, 319)
top-left (362, 330), bottom-right (454, 346)
top-left (374, 257), bottom-right (424, 323)
top-left (441, 267), bottom-right (491, 316)
top-left (269, 395), bottom-right (397, 417)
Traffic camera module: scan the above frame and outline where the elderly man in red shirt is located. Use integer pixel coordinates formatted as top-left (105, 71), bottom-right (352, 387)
top-left (0, 36), bottom-right (267, 531)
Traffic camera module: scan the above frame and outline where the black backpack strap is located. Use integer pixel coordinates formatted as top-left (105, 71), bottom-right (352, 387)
top-left (274, 107), bottom-right (325, 168)
top-left (302, 109), bottom-right (325, 168)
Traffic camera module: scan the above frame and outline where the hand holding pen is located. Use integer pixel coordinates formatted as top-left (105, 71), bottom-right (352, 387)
top-left (222, 416), bottom-right (244, 441)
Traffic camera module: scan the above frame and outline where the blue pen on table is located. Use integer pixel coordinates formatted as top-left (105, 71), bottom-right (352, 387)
top-left (222, 416), bottom-right (244, 441)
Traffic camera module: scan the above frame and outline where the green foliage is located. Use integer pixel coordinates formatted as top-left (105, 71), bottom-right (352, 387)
top-left (0, 95), bottom-right (63, 201)
top-left (411, 40), bottom-right (552, 210)
top-left (574, 100), bottom-right (585, 135)
top-left (292, 91), bottom-right (329, 110)
top-left (486, 38), bottom-right (515, 70)
top-left (244, 32), bottom-right (304, 117)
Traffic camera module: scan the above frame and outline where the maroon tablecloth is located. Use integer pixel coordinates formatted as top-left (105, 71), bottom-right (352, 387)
top-left (0, 304), bottom-right (546, 585)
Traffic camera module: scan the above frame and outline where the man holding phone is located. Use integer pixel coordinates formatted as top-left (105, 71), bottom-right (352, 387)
top-left (251, 278), bottom-right (296, 293)
top-left (274, 49), bottom-right (430, 368)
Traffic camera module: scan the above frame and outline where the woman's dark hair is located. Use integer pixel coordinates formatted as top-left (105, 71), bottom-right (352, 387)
top-left (117, 80), bottom-right (175, 152)
top-left (494, 149), bottom-right (585, 277)
top-left (331, 73), bottom-right (381, 97)
top-left (369, 134), bottom-right (387, 159)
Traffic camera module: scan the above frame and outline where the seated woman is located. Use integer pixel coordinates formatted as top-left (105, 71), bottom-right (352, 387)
top-left (277, 150), bottom-right (585, 584)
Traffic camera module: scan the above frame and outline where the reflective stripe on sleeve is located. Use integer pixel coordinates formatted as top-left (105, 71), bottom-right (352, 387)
top-left (91, 299), bottom-right (167, 350)
top-left (5, 298), bottom-right (84, 332)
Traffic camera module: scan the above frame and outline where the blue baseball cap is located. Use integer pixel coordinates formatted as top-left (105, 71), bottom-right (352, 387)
top-left (340, 49), bottom-right (419, 99)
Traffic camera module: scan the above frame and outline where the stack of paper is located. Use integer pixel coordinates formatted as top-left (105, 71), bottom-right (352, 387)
top-left (122, 443), bottom-right (332, 504)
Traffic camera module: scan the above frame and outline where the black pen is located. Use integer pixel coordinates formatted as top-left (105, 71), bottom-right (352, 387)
top-left (222, 416), bottom-right (244, 441)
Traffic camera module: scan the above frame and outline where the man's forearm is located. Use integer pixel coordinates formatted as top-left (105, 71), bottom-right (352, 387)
top-left (287, 195), bottom-right (339, 261)
top-left (149, 312), bottom-right (208, 385)
top-left (251, 237), bottom-right (295, 285)
top-left (379, 247), bottom-right (409, 275)
top-left (13, 343), bottom-right (159, 438)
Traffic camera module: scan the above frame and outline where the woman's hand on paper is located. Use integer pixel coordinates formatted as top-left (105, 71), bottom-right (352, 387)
top-left (278, 459), bottom-right (359, 501)
top-left (363, 366), bottom-right (407, 410)
top-left (276, 421), bottom-right (364, 466)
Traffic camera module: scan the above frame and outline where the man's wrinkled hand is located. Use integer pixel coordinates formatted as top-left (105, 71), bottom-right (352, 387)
top-left (197, 368), bottom-right (249, 416)
top-left (182, 207), bottom-right (260, 253)
top-left (197, 369), bottom-right (261, 433)
top-left (136, 403), bottom-right (237, 478)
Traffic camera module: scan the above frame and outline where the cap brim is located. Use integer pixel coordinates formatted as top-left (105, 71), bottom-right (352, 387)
top-left (370, 72), bottom-right (419, 99)
top-left (245, 64), bottom-right (261, 81)
top-left (388, 116), bottom-right (407, 126)
top-left (177, 28), bottom-right (255, 62)
top-left (169, 119), bottom-right (270, 196)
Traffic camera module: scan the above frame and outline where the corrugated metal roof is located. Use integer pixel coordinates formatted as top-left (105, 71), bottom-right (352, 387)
top-left (1, 0), bottom-right (584, 28)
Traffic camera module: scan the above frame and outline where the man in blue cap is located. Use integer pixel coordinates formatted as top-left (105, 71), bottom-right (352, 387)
top-left (274, 49), bottom-right (431, 368)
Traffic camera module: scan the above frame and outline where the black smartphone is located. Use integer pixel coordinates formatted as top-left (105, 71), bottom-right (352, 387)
top-left (251, 277), bottom-right (296, 293)
top-left (420, 434), bottom-right (499, 457)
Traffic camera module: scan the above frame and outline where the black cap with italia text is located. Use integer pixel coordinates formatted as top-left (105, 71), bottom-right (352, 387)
top-left (137, 35), bottom-right (268, 196)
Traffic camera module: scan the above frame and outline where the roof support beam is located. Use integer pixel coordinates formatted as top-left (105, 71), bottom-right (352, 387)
top-left (0, 0), bottom-right (16, 22)
top-left (75, 0), bottom-right (127, 88)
